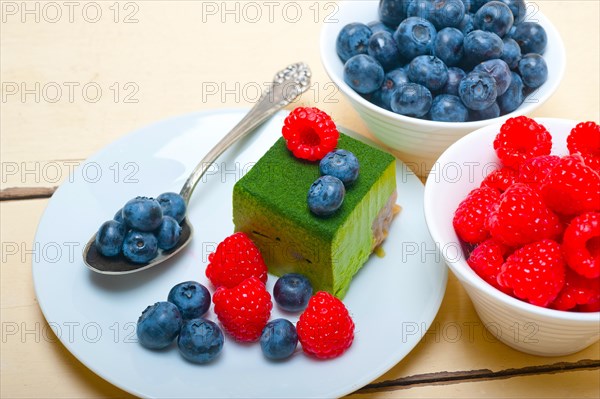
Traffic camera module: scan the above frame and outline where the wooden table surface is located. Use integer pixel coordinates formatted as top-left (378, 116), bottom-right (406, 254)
top-left (1, 1), bottom-right (599, 398)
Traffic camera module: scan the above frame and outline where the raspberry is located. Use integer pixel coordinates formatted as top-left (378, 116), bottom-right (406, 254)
top-left (497, 239), bottom-right (566, 307)
top-left (550, 270), bottom-right (600, 312)
top-left (467, 239), bottom-right (512, 294)
top-left (282, 107), bottom-right (339, 161)
top-left (480, 167), bottom-right (518, 193)
top-left (453, 186), bottom-right (500, 244)
top-left (487, 183), bottom-right (562, 247)
top-left (540, 154), bottom-right (600, 216)
top-left (579, 294), bottom-right (600, 312)
top-left (205, 232), bottom-right (268, 289)
top-left (567, 121), bottom-right (600, 172)
top-left (562, 212), bottom-right (600, 278)
top-left (493, 116), bottom-right (552, 169)
top-left (212, 276), bottom-right (272, 342)
top-left (296, 291), bottom-right (354, 359)
top-left (517, 155), bottom-right (560, 191)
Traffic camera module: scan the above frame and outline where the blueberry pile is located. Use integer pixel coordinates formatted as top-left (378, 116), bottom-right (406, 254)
top-left (337, 0), bottom-right (549, 122)
top-left (95, 192), bottom-right (186, 264)
top-left (308, 149), bottom-right (360, 216)
top-left (137, 274), bottom-right (314, 362)
top-left (137, 281), bottom-right (224, 364)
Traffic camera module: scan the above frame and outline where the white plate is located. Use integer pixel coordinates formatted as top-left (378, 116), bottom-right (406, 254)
top-left (32, 109), bottom-right (447, 398)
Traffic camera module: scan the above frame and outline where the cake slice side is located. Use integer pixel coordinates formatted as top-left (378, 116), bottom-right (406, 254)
top-left (232, 182), bottom-right (335, 292)
top-left (331, 160), bottom-right (396, 298)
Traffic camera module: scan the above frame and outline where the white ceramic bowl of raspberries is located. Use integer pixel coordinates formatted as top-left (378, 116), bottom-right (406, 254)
top-left (320, 0), bottom-right (566, 176)
top-left (423, 117), bottom-right (600, 356)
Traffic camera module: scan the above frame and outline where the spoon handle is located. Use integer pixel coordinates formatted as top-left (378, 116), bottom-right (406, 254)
top-left (179, 62), bottom-right (312, 204)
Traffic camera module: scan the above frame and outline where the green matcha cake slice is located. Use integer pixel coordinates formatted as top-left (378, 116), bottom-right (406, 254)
top-left (232, 133), bottom-right (397, 298)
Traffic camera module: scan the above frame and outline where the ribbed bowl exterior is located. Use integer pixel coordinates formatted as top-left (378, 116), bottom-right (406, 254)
top-left (462, 280), bottom-right (600, 356)
top-left (348, 96), bottom-right (511, 174)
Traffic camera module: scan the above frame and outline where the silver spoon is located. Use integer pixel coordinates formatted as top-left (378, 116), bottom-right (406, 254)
top-left (83, 62), bottom-right (311, 274)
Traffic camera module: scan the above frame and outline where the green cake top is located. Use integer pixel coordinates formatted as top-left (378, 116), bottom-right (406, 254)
top-left (233, 133), bottom-right (396, 241)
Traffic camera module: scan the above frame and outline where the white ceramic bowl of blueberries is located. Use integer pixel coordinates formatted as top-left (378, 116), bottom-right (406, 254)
top-left (320, 0), bottom-right (565, 175)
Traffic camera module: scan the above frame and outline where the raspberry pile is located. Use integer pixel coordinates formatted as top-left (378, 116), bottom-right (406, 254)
top-left (453, 117), bottom-right (600, 311)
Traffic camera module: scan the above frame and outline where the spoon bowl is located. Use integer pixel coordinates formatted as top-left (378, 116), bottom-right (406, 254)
top-left (83, 219), bottom-right (193, 274)
top-left (83, 62), bottom-right (311, 274)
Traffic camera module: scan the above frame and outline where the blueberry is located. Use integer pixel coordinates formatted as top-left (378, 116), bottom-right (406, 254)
top-left (469, 0), bottom-right (488, 13)
top-left (336, 23), bottom-right (372, 63)
top-left (518, 53), bottom-right (548, 88)
top-left (458, 12), bottom-right (475, 35)
top-left (509, 22), bottom-right (547, 54)
top-left (156, 216), bottom-right (182, 250)
top-left (408, 55), bottom-right (449, 92)
top-left (430, 94), bottom-right (469, 122)
top-left (177, 318), bottom-right (223, 364)
top-left (429, 0), bottom-right (466, 29)
top-left (123, 197), bottom-right (163, 232)
top-left (497, 71), bottom-right (524, 113)
top-left (507, 24), bottom-right (516, 37)
top-left (391, 83), bottom-right (433, 117)
top-left (260, 319), bottom-right (298, 361)
top-left (501, 37), bottom-right (522, 69)
top-left (497, 0), bottom-right (526, 24)
top-left (123, 230), bottom-right (159, 264)
top-left (469, 101), bottom-right (501, 120)
top-left (368, 20), bottom-right (395, 35)
top-left (361, 92), bottom-right (374, 103)
top-left (443, 67), bottom-right (467, 95)
top-left (114, 208), bottom-right (124, 223)
top-left (368, 31), bottom-right (401, 71)
top-left (168, 281), bottom-right (211, 320)
top-left (406, 0), bottom-right (432, 20)
top-left (458, 71), bottom-right (498, 110)
top-left (344, 54), bottom-right (385, 94)
top-left (378, 0), bottom-right (410, 28)
top-left (307, 175), bottom-right (345, 217)
top-left (522, 84), bottom-right (538, 98)
top-left (319, 149), bottom-right (360, 186)
top-left (473, 59), bottom-right (512, 95)
top-left (393, 17), bottom-right (437, 60)
top-left (95, 220), bottom-right (126, 257)
top-left (461, 0), bottom-right (472, 12)
top-left (156, 192), bottom-right (186, 224)
top-left (408, 0), bottom-right (465, 29)
top-left (372, 67), bottom-right (410, 110)
top-left (137, 301), bottom-right (182, 349)
top-left (273, 273), bottom-right (313, 312)
top-left (433, 27), bottom-right (464, 67)
top-left (463, 30), bottom-right (504, 66)
top-left (474, 1), bottom-right (514, 37)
